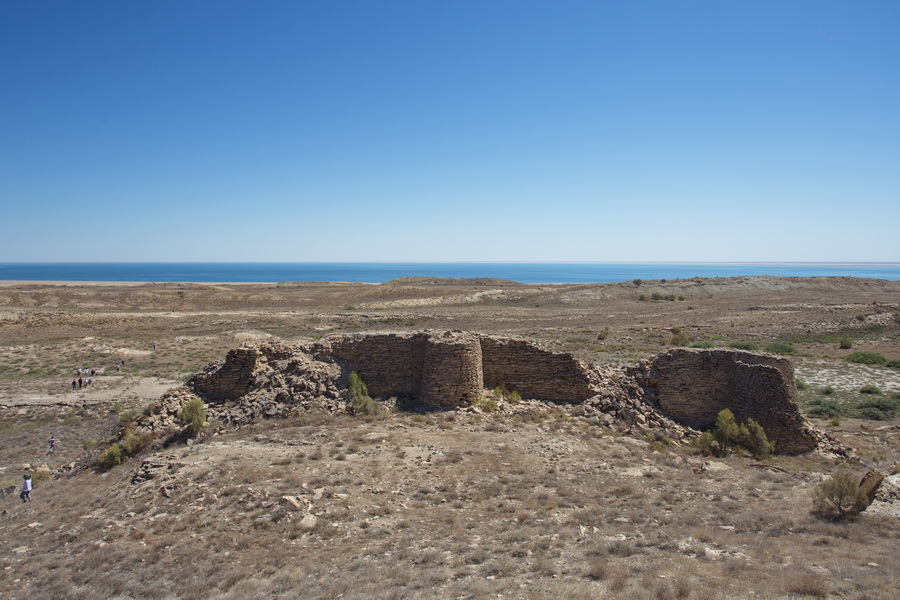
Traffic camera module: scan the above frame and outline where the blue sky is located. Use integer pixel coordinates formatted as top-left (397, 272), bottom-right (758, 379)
top-left (1, 1), bottom-right (898, 262)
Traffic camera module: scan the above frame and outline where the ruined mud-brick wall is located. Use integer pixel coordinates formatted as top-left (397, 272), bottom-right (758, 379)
top-left (328, 332), bottom-right (429, 399)
top-left (191, 347), bottom-right (263, 401)
top-left (635, 348), bottom-right (817, 453)
top-left (326, 331), bottom-right (485, 407)
top-left (421, 333), bottom-right (483, 407)
top-left (480, 337), bottom-right (595, 403)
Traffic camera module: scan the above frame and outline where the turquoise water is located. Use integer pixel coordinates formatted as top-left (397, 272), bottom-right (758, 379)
top-left (1, 262), bottom-right (898, 284)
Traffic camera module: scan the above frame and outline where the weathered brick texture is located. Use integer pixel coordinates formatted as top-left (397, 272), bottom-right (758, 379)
top-left (480, 337), bottom-right (595, 403)
top-left (637, 348), bottom-right (817, 452)
top-left (191, 347), bottom-right (262, 401)
top-left (421, 333), bottom-right (484, 407)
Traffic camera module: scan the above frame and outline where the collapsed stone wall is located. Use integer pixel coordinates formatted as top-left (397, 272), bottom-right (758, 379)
top-left (185, 331), bottom-right (829, 454)
top-left (192, 347), bottom-right (262, 401)
top-left (633, 348), bottom-right (818, 453)
top-left (480, 337), bottom-right (595, 403)
top-left (328, 332), bottom-right (429, 399)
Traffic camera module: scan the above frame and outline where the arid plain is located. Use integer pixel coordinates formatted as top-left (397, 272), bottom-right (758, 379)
top-left (1, 276), bottom-right (898, 600)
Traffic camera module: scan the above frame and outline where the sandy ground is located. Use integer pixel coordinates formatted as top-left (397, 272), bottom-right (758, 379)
top-left (0, 276), bottom-right (898, 599)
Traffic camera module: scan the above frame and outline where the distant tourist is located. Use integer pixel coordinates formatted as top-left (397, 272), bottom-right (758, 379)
top-left (71, 380), bottom-right (76, 391)
top-left (20, 475), bottom-right (32, 502)
top-left (49, 436), bottom-right (58, 453)
top-left (77, 377), bottom-right (83, 389)
top-left (115, 365), bottom-right (120, 373)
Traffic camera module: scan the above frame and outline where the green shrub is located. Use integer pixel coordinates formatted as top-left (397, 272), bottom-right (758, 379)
top-left (99, 444), bottom-right (125, 469)
top-left (821, 386), bottom-right (835, 396)
top-left (855, 407), bottom-right (888, 421)
top-left (838, 338), bottom-right (852, 350)
top-left (807, 398), bottom-right (842, 417)
top-left (713, 409), bottom-right (740, 454)
top-left (812, 470), bottom-right (866, 520)
top-left (670, 327), bottom-right (692, 346)
top-left (352, 394), bottom-right (380, 416)
top-left (179, 399), bottom-right (207, 436)
top-left (695, 409), bottom-right (775, 458)
top-left (693, 432), bottom-right (720, 457)
top-left (739, 418), bottom-right (775, 460)
top-left (507, 390), bottom-right (522, 403)
top-left (632, 279), bottom-right (642, 287)
top-left (349, 371), bottom-right (369, 400)
top-left (764, 341), bottom-right (797, 355)
top-left (796, 379), bottom-right (807, 390)
top-left (728, 340), bottom-right (758, 351)
top-left (689, 340), bottom-right (715, 349)
top-left (638, 294), bottom-right (647, 301)
top-left (886, 360), bottom-right (900, 369)
top-left (473, 395), bottom-right (498, 412)
top-left (856, 395), bottom-right (900, 414)
top-left (845, 352), bottom-right (887, 365)
top-left (120, 429), bottom-right (148, 455)
top-left (859, 384), bottom-right (881, 395)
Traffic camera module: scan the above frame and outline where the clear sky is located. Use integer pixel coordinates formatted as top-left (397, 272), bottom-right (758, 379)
top-left (1, 1), bottom-right (898, 262)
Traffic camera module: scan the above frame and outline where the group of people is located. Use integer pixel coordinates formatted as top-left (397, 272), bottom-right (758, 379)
top-left (72, 377), bottom-right (92, 390)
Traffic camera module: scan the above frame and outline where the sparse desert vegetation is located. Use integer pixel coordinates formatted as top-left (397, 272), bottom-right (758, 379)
top-left (0, 276), bottom-right (898, 599)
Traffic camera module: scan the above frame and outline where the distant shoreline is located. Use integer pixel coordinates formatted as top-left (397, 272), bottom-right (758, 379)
top-left (1, 262), bottom-right (898, 284)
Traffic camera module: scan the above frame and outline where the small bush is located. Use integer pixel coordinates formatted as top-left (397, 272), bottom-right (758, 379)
top-left (846, 352), bottom-right (887, 365)
top-left (693, 431), bottom-right (720, 457)
top-left (632, 279), bottom-right (642, 287)
top-left (352, 395), bottom-right (380, 416)
top-left (886, 359), bottom-right (900, 369)
top-left (695, 409), bottom-right (774, 458)
top-left (728, 340), bottom-right (758, 351)
top-left (99, 444), bottom-right (125, 470)
top-left (764, 341), bottom-right (796, 354)
top-left (838, 338), bottom-right (853, 350)
top-left (670, 327), bottom-right (692, 346)
top-left (349, 371), bottom-right (369, 400)
top-left (179, 399), bottom-right (207, 436)
top-left (821, 386), bottom-right (835, 396)
top-left (796, 379), bottom-right (807, 390)
top-left (855, 407), bottom-right (887, 421)
top-left (473, 396), bottom-right (498, 412)
top-left (856, 395), bottom-right (900, 414)
top-left (859, 384), bottom-right (881, 395)
top-left (812, 470), bottom-right (866, 520)
top-left (739, 418), bottom-right (775, 460)
top-left (689, 340), bottom-right (715, 349)
top-left (807, 398), bottom-right (842, 417)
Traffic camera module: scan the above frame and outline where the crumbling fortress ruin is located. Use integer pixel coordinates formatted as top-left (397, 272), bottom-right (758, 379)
top-left (173, 330), bottom-right (830, 454)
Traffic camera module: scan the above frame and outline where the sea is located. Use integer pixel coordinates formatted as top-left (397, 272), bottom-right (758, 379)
top-left (0, 262), bottom-right (898, 284)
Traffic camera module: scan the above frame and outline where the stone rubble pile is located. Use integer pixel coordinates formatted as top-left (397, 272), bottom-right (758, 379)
top-left (106, 331), bottom-right (849, 458)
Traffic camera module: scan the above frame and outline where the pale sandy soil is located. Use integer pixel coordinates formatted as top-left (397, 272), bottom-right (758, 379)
top-left (0, 276), bottom-right (898, 599)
